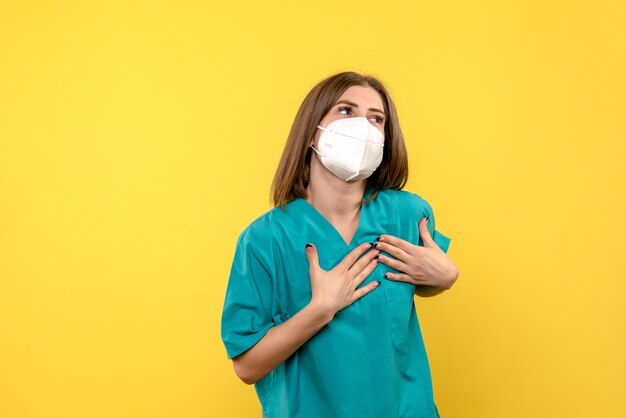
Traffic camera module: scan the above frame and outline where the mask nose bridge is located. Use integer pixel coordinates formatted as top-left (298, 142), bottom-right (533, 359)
top-left (324, 117), bottom-right (382, 135)
top-left (315, 117), bottom-right (383, 151)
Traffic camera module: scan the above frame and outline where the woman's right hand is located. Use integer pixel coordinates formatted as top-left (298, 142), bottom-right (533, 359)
top-left (304, 242), bottom-right (381, 319)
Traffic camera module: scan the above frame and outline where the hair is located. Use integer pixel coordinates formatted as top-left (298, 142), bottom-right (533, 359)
top-left (270, 71), bottom-right (409, 210)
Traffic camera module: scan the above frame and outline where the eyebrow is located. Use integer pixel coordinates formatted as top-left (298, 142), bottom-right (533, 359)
top-left (335, 100), bottom-right (386, 116)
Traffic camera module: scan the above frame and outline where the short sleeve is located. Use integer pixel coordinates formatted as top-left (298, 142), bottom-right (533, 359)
top-left (220, 229), bottom-right (276, 360)
top-left (420, 198), bottom-right (452, 254)
top-left (432, 229), bottom-right (452, 253)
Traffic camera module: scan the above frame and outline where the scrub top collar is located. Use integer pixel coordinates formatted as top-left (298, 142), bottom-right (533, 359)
top-left (290, 187), bottom-right (376, 248)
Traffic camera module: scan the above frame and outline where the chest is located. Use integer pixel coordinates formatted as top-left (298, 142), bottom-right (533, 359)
top-left (267, 204), bottom-right (420, 319)
top-left (330, 215), bottom-right (361, 247)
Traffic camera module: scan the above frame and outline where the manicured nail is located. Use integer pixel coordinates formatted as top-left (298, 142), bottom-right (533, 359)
top-left (374, 281), bottom-right (380, 286)
top-left (305, 243), bottom-right (312, 248)
top-left (377, 235), bottom-right (384, 242)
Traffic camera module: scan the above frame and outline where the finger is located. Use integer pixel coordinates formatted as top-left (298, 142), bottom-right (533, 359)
top-left (353, 280), bottom-right (381, 300)
top-left (304, 243), bottom-right (321, 273)
top-left (384, 271), bottom-right (417, 285)
top-left (374, 241), bottom-right (410, 264)
top-left (338, 242), bottom-right (373, 271)
top-left (377, 253), bottom-right (409, 272)
top-left (418, 217), bottom-right (435, 247)
top-left (350, 254), bottom-right (380, 287)
top-left (347, 247), bottom-right (380, 276)
top-left (377, 234), bottom-right (414, 254)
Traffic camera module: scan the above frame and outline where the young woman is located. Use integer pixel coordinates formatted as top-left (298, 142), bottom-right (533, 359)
top-left (221, 71), bottom-right (459, 418)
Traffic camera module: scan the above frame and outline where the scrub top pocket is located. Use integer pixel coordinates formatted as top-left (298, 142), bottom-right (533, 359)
top-left (382, 281), bottom-right (415, 354)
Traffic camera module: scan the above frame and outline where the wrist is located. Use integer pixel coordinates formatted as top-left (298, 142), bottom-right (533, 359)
top-left (306, 299), bottom-right (335, 325)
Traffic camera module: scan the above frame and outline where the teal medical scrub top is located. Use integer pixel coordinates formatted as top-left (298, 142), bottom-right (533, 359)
top-left (221, 188), bottom-right (452, 418)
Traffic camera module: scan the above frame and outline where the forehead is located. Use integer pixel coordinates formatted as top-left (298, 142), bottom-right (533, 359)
top-left (336, 85), bottom-right (384, 109)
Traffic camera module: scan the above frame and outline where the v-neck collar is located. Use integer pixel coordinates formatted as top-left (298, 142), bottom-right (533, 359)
top-left (292, 188), bottom-right (375, 248)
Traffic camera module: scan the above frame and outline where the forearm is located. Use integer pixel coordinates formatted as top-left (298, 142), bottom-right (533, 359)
top-left (232, 301), bottom-right (334, 384)
top-left (414, 284), bottom-right (446, 298)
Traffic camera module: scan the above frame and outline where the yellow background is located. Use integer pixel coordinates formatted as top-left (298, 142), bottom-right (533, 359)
top-left (1, 1), bottom-right (624, 417)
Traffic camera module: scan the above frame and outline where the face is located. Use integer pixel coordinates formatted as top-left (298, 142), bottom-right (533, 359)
top-left (310, 85), bottom-right (386, 148)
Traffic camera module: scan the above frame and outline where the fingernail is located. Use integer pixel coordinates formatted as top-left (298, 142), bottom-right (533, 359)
top-left (375, 281), bottom-right (380, 286)
top-left (305, 243), bottom-right (312, 248)
top-left (425, 217), bottom-right (429, 222)
top-left (377, 235), bottom-right (384, 242)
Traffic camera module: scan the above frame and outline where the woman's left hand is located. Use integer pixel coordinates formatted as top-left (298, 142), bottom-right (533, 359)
top-left (375, 217), bottom-right (459, 290)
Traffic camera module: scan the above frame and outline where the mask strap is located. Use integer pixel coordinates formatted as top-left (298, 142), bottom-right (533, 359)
top-left (310, 144), bottom-right (323, 156)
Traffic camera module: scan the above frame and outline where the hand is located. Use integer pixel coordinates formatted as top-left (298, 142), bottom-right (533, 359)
top-left (375, 217), bottom-right (459, 290)
top-left (305, 242), bottom-right (381, 319)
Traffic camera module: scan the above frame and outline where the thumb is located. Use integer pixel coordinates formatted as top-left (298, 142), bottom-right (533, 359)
top-left (305, 243), bottom-right (320, 272)
top-left (418, 217), bottom-right (435, 247)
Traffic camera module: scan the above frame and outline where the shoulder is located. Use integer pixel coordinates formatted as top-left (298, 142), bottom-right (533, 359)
top-left (231, 203), bottom-right (300, 271)
top-left (235, 206), bottom-right (283, 248)
top-left (374, 188), bottom-right (433, 217)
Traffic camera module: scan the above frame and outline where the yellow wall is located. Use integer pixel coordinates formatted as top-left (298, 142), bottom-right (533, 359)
top-left (1, 1), bottom-right (624, 417)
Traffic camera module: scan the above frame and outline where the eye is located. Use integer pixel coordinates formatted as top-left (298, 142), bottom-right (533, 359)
top-left (338, 106), bottom-right (352, 115)
top-left (370, 115), bottom-right (384, 124)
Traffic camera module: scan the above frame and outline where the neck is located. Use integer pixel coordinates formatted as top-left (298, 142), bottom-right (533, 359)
top-left (305, 158), bottom-right (367, 222)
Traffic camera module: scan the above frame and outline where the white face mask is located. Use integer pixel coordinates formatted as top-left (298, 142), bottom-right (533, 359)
top-left (310, 117), bottom-right (385, 182)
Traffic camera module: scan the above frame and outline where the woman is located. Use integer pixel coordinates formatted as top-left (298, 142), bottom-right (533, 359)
top-left (221, 71), bottom-right (459, 418)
